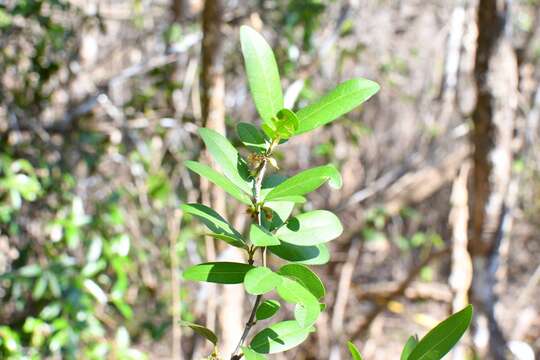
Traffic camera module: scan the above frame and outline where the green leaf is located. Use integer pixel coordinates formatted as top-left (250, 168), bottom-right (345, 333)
top-left (180, 321), bottom-right (218, 345)
top-left (264, 109), bottom-right (299, 139)
top-left (240, 26), bottom-right (283, 125)
top-left (198, 128), bottom-right (252, 193)
top-left (275, 210), bottom-right (343, 245)
top-left (407, 305), bottom-right (473, 360)
top-left (244, 267), bottom-right (282, 295)
top-left (250, 224), bottom-right (280, 246)
top-left (278, 264), bottom-right (325, 299)
top-left (264, 200), bottom-right (295, 231)
top-left (347, 341), bottom-right (363, 360)
top-left (250, 320), bottom-right (313, 354)
top-left (295, 78), bottom-right (380, 135)
top-left (183, 262), bottom-right (253, 284)
top-left (269, 242), bottom-right (330, 265)
top-left (276, 277), bottom-right (320, 328)
top-left (185, 161), bottom-right (252, 205)
top-left (242, 346), bottom-right (267, 360)
top-left (181, 203), bottom-right (245, 246)
top-left (401, 336), bottom-right (419, 360)
top-left (206, 233), bottom-right (248, 249)
top-left (237, 122), bottom-right (267, 153)
top-left (256, 300), bottom-right (281, 320)
top-left (264, 165), bottom-right (342, 201)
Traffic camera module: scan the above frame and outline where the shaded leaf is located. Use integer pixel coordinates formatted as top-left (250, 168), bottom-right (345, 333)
top-left (206, 233), bottom-right (248, 249)
top-left (237, 122), bottom-right (267, 153)
top-left (256, 300), bottom-right (281, 320)
top-left (401, 336), bottom-right (419, 360)
top-left (250, 320), bottom-right (313, 354)
top-left (180, 321), bottom-right (218, 345)
top-left (183, 262), bottom-right (253, 284)
top-left (244, 267), bottom-right (282, 295)
top-left (269, 242), bottom-right (330, 265)
top-left (295, 78), bottom-right (380, 135)
top-left (185, 161), bottom-right (252, 204)
top-left (240, 26), bottom-right (283, 125)
top-left (275, 210), bottom-right (343, 245)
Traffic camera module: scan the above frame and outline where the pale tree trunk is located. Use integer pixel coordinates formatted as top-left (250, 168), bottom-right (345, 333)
top-left (468, 0), bottom-right (518, 358)
top-left (200, 1), bottom-right (245, 358)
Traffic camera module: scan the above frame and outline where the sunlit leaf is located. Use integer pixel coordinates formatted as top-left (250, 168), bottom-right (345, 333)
top-left (180, 321), bottom-right (218, 345)
top-left (183, 262), bottom-right (253, 284)
top-left (250, 224), bottom-right (280, 246)
top-left (295, 78), bottom-right (380, 135)
top-left (276, 277), bottom-right (320, 328)
top-left (256, 300), bottom-right (281, 320)
top-left (244, 267), bottom-right (282, 295)
top-left (242, 346), bottom-right (267, 360)
top-left (278, 264), bottom-right (325, 299)
top-left (275, 210), bottom-right (343, 245)
top-left (250, 320), bottom-right (313, 354)
top-left (347, 341), bottom-right (363, 360)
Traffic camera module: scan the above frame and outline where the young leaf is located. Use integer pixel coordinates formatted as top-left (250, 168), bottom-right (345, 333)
top-left (240, 26), bottom-right (283, 125)
top-left (276, 277), bottom-right (320, 328)
top-left (400, 335), bottom-right (419, 360)
top-left (242, 346), bottom-right (267, 360)
top-left (237, 122), bottom-right (267, 153)
top-left (347, 341), bottom-right (363, 360)
top-left (256, 299), bottom-right (281, 320)
top-left (264, 165), bottom-right (342, 201)
top-left (250, 320), bottom-right (313, 354)
top-left (185, 161), bottom-right (252, 205)
top-left (269, 242), bottom-right (330, 265)
top-left (180, 321), bottom-right (218, 345)
top-left (275, 210), bottom-right (343, 245)
top-left (181, 203), bottom-right (245, 246)
top-left (198, 128), bottom-right (252, 193)
top-left (264, 200), bottom-right (295, 231)
top-left (244, 267), bottom-right (282, 295)
top-left (295, 78), bottom-right (380, 135)
top-left (206, 233), bottom-right (248, 249)
top-left (278, 264), bottom-right (325, 299)
top-left (250, 224), bottom-right (280, 246)
top-left (183, 262), bottom-right (253, 284)
top-left (407, 305), bottom-right (473, 360)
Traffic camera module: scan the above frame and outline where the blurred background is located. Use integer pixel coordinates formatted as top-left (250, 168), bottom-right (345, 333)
top-left (1, 0), bottom-right (539, 359)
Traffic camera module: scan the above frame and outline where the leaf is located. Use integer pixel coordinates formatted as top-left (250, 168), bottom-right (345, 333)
top-left (264, 109), bottom-right (299, 139)
top-left (264, 200), bottom-right (295, 231)
top-left (401, 336), bottom-right (419, 360)
top-left (244, 267), bottom-right (282, 295)
top-left (240, 26), bottom-right (283, 125)
top-left (183, 262), bottom-right (253, 284)
top-left (278, 264), bottom-right (325, 299)
top-left (407, 305), bottom-right (473, 360)
top-left (198, 128), bottom-right (252, 193)
top-left (347, 341), bottom-right (363, 360)
top-left (264, 165), bottom-right (342, 201)
top-left (185, 161), bottom-right (252, 205)
top-left (275, 210), bottom-right (343, 245)
top-left (276, 277), bottom-right (320, 328)
top-left (269, 242), bottom-right (330, 265)
top-left (250, 224), bottom-right (280, 246)
top-left (206, 233), bottom-right (248, 249)
top-left (250, 320), bottom-right (313, 354)
top-left (256, 300), bottom-right (281, 320)
top-left (295, 78), bottom-right (380, 135)
top-left (180, 321), bottom-right (218, 345)
top-left (242, 346), bottom-right (267, 360)
top-left (237, 122), bottom-right (267, 153)
top-left (181, 203), bottom-right (245, 247)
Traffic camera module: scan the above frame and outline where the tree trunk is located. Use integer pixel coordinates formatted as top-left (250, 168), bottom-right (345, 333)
top-left (468, 0), bottom-right (518, 358)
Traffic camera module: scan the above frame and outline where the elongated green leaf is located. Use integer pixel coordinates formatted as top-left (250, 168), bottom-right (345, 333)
top-left (278, 264), bottom-right (325, 299)
top-left (401, 336), bottom-right (419, 360)
top-left (295, 78), bottom-right (380, 135)
top-left (250, 320), bottom-right (313, 354)
top-left (269, 242), bottom-right (330, 265)
top-left (185, 161), bottom-right (251, 204)
top-left (242, 346), bottom-right (267, 360)
top-left (198, 128), bottom-right (252, 193)
top-left (181, 203), bottom-right (245, 246)
top-left (276, 277), bottom-right (320, 328)
top-left (180, 321), bottom-right (218, 345)
top-left (264, 165), bottom-right (342, 201)
top-left (250, 224), bottom-right (280, 246)
top-left (183, 262), bottom-right (253, 284)
top-left (264, 108), bottom-right (299, 139)
top-left (206, 233), bottom-right (247, 249)
top-left (244, 267), bottom-right (282, 295)
top-left (347, 341), bottom-right (363, 360)
top-left (407, 305), bottom-right (473, 360)
top-left (237, 122), bottom-right (267, 153)
top-left (256, 299), bottom-right (281, 320)
top-left (240, 26), bottom-right (283, 125)
top-left (275, 210), bottom-right (343, 245)
top-left (264, 200), bottom-right (295, 231)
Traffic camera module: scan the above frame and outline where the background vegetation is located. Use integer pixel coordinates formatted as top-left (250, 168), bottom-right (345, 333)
top-left (1, 0), bottom-right (539, 359)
